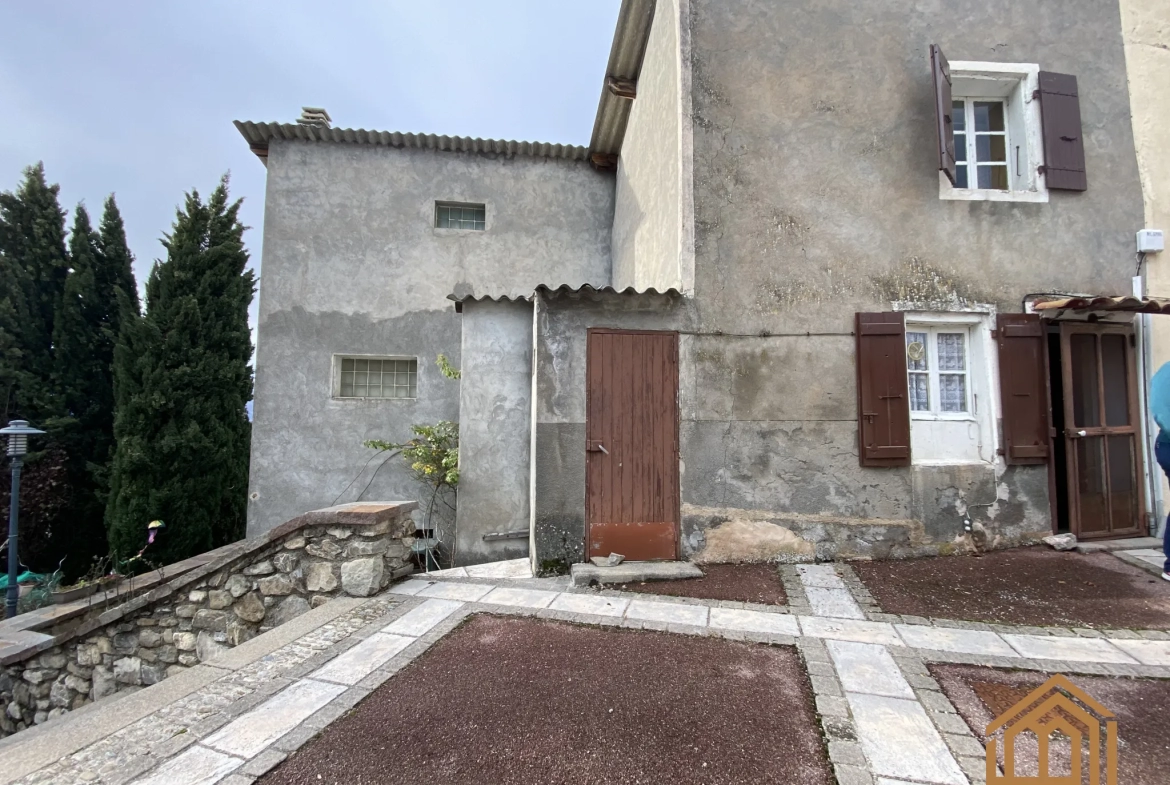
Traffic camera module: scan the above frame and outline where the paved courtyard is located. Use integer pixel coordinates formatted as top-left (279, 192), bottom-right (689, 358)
top-left (1, 554), bottom-right (1168, 785)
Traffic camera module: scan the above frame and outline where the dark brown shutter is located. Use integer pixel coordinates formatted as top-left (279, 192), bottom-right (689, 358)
top-left (930, 44), bottom-right (957, 186)
top-left (1037, 72), bottom-right (1087, 191)
top-left (856, 312), bottom-right (911, 467)
top-left (997, 314), bottom-right (1050, 464)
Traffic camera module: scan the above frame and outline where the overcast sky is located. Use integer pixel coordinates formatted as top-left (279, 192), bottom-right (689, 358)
top-left (0, 0), bottom-right (620, 331)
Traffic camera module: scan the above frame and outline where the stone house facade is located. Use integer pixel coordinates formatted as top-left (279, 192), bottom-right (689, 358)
top-left (239, 0), bottom-right (1162, 571)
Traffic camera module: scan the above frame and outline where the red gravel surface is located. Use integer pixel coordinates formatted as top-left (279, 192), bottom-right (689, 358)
top-left (931, 664), bottom-right (1170, 785)
top-left (852, 547), bottom-right (1170, 628)
top-left (617, 563), bottom-right (787, 605)
top-left (258, 615), bottom-right (831, 785)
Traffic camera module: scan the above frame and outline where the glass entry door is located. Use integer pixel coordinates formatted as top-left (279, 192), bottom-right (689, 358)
top-left (1059, 323), bottom-right (1145, 539)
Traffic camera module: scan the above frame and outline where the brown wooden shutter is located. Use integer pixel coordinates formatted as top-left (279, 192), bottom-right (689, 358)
top-left (997, 314), bottom-right (1050, 464)
top-left (1037, 72), bottom-right (1087, 191)
top-left (856, 312), bottom-right (911, 467)
top-left (930, 44), bottom-right (957, 186)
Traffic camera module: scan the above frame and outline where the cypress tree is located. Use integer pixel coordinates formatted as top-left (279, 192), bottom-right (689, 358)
top-left (106, 176), bottom-right (254, 565)
top-left (0, 163), bottom-right (69, 423)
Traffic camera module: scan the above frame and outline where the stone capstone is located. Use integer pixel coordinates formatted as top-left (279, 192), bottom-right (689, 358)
top-left (234, 592), bottom-right (266, 623)
top-left (341, 557), bottom-right (383, 597)
top-left (268, 595), bottom-right (311, 626)
top-left (304, 562), bottom-right (339, 592)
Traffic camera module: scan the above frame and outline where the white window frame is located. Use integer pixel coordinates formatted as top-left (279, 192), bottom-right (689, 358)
top-left (331, 354), bottom-right (418, 401)
top-left (939, 61), bottom-right (1048, 203)
top-left (952, 98), bottom-right (1011, 192)
top-left (905, 325), bottom-right (974, 422)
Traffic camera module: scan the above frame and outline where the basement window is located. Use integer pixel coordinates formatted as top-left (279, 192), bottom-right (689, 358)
top-left (435, 202), bottom-right (485, 230)
top-left (336, 357), bottom-right (417, 399)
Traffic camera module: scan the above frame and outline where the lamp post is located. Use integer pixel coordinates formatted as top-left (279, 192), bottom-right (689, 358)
top-left (1, 420), bottom-right (45, 619)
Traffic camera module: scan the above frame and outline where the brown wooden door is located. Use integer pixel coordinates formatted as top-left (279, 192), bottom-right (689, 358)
top-left (585, 329), bottom-right (679, 561)
top-left (1059, 323), bottom-right (1146, 539)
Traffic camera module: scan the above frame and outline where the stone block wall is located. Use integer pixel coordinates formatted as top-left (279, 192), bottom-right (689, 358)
top-left (0, 501), bottom-right (416, 737)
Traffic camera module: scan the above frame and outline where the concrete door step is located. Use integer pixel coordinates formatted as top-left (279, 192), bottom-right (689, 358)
top-left (570, 561), bottom-right (703, 588)
top-left (1074, 537), bottom-right (1163, 553)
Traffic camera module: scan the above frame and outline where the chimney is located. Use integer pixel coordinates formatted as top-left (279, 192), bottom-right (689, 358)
top-left (297, 107), bottom-right (332, 128)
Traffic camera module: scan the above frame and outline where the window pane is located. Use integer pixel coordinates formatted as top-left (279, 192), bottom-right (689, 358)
top-left (977, 165), bottom-right (1009, 189)
top-left (951, 101), bottom-right (965, 132)
top-left (973, 101), bottom-right (1005, 132)
top-left (909, 373), bottom-right (930, 411)
top-left (1107, 435), bottom-right (1138, 531)
top-left (1076, 436), bottom-right (1108, 533)
top-left (353, 384), bottom-right (367, 397)
top-left (342, 359), bottom-right (354, 372)
top-left (975, 135), bottom-right (1006, 163)
top-left (954, 165), bottom-right (969, 189)
top-left (954, 133), bottom-right (966, 163)
top-left (1101, 334), bottom-right (1130, 426)
top-left (340, 382), bottom-right (354, 397)
top-left (940, 374), bottom-right (967, 412)
top-left (937, 333), bottom-right (965, 371)
top-left (1070, 333), bottom-right (1102, 428)
top-left (906, 332), bottom-right (929, 371)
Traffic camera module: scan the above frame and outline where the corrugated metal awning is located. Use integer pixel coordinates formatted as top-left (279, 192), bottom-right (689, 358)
top-left (1032, 295), bottom-right (1170, 315)
top-left (235, 121), bottom-right (590, 163)
top-left (448, 283), bottom-right (681, 312)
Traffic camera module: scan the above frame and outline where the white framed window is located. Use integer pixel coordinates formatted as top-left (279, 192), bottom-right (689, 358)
top-left (435, 202), bottom-right (485, 230)
top-left (906, 326), bottom-right (972, 418)
top-left (333, 356), bottom-right (417, 399)
top-left (940, 62), bottom-right (1047, 203)
top-left (900, 311), bottom-right (999, 465)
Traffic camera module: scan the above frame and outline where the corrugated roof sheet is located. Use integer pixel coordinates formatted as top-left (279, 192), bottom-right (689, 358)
top-left (235, 121), bottom-right (590, 162)
top-left (589, 0), bottom-right (656, 156)
top-left (448, 283), bottom-right (681, 312)
top-left (1033, 295), bottom-right (1170, 315)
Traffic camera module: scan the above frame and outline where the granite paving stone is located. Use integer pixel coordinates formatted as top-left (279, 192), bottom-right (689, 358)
top-left (895, 625), bottom-right (1017, 657)
top-left (129, 746), bottom-right (242, 785)
top-left (1108, 638), bottom-right (1170, 665)
top-left (204, 679), bottom-right (347, 759)
top-left (311, 634), bottom-right (414, 685)
top-left (827, 640), bottom-right (915, 699)
top-left (624, 599), bottom-right (709, 627)
top-left (708, 607), bottom-right (801, 637)
top-left (547, 593), bottom-right (630, 617)
top-left (797, 564), bottom-right (849, 590)
top-left (415, 582), bottom-right (494, 602)
top-left (847, 692), bottom-right (966, 785)
top-left (1002, 634), bottom-right (1139, 664)
top-left (805, 587), bottom-right (866, 620)
top-left (799, 616), bottom-right (904, 647)
top-left (380, 599), bottom-right (464, 637)
top-left (479, 587), bottom-right (560, 609)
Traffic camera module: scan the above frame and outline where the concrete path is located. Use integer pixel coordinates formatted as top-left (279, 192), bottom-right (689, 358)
top-left (3, 559), bottom-right (1169, 785)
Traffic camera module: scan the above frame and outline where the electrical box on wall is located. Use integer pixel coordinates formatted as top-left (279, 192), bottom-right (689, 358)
top-left (1137, 229), bottom-right (1164, 253)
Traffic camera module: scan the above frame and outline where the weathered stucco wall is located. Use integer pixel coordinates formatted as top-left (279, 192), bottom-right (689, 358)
top-left (455, 299), bottom-right (534, 565)
top-left (665, 0), bottom-right (1146, 560)
top-left (248, 140), bottom-right (615, 541)
top-left (531, 0), bottom-right (1146, 569)
top-left (612, 0), bottom-right (683, 292)
top-left (1121, 0), bottom-right (1170, 526)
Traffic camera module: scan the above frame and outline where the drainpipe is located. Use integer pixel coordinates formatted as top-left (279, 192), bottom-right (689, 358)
top-left (1134, 275), bottom-right (1164, 538)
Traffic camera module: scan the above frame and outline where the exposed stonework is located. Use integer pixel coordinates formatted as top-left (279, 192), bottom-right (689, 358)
top-left (0, 501), bottom-right (417, 737)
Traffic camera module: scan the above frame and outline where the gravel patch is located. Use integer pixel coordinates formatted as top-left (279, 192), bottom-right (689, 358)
top-left (853, 547), bottom-right (1170, 629)
top-left (258, 614), bottom-right (830, 785)
top-left (616, 563), bottom-right (788, 605)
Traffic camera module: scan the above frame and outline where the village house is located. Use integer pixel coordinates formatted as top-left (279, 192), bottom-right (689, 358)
top-left (237, 0), bottom-right (1163, 572)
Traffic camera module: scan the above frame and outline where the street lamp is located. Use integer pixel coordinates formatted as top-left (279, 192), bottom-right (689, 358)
top-left (1, 420), bottom-right (45, 619)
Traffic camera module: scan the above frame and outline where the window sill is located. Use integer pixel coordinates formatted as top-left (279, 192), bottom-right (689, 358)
top-left (939, 176), bottom-right (1049, 203)
top-left (911, 413), bottom-right (977, 423)
top-left (331, 397), bottom-right (417, 402)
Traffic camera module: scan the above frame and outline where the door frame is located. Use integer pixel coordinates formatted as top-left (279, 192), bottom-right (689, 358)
top-left (1052, 321), bottom-right (1147, 540)
top-left (584, 328), bottom-right (681, 561)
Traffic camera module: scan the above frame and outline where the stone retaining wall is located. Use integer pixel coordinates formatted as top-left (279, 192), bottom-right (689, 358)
top-left (0, 501), bottom-right (417, 737)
